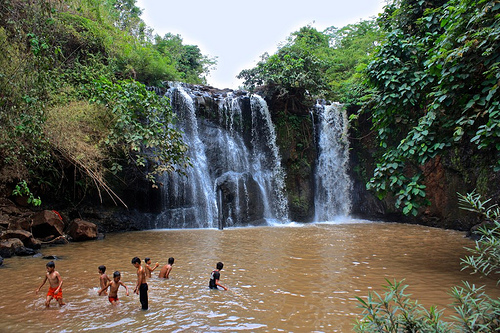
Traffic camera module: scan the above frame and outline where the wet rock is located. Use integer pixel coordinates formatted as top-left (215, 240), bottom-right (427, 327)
top-left (0, 229), bottom-right (41, 249)
top-left (0, 198), bottom-right (15, 207)
top-left (0, 238), bottom-right (24, 258)
top-left (216, 172), bottom-right (265, 227)
top-left (31, 210), bottom-right (65, 239)
top-left (15, 246), bottom-right (36, 256)
top-left (42, 255), bottom-right (59, 260)
top-left (0, 212), bottom-right (9, 229)
top-left (7, 217), bottom-right (31, 231)
top-left (67, 219), bottom-right (98, 241)
top-left (1, 205), bottom-right (21, 216)
top-left (0, 255), bottom-right (3, 266)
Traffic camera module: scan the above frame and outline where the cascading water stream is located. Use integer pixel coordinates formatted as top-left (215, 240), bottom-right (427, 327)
top-left (314, 102), bottom-right (352, 221)
top-left (154, 84), bottom-right (288, 228)
top-left (249, 96), bottom-right (289, 222)
top-left (156, 86), bottom-right (218, 228)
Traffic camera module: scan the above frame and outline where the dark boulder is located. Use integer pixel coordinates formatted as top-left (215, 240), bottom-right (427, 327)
top-left (31, 210), bottom-right (65, 239)
top-left (1, 229), bottom-right (41, 249)
top-left (15, 246), bottom-right (36, 256)
top-left (8, 216), bottom-right (31, 231)
top-left (0, 238), bottom-right (24, 258)
top-left (67, 219), bottom-right (98, 241)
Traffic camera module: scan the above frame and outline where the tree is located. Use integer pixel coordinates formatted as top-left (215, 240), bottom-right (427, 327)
top-left (324, 19), bottom-right (383, 105)
top-left (363, 0), bottom-right (500, 216)
top-left (237, 26), bottom-right (331, 102)
top-left (0, 0), bottom-right (209, 205)
top-left (154, 33), bottom-right (216, 84)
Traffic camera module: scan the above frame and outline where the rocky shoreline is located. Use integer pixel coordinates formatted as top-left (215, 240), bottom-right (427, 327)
top-left (0, 198), bottom-right (105, 265)
top-left (0, 194), bottom-right (174, 265)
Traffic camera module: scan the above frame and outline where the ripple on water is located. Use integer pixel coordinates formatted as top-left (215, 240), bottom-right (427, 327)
top-left (1, 223), bottom-right (499, 332)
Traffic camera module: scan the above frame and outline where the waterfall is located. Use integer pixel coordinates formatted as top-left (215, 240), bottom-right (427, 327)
top-left (314, 102), bottom-right (352, 221)
top-left (153, 84), bottom-right (288, 228)
top-left (156, 86), bottom-right (218, 228)
top-left (249, 96), bottom-right (289, 222)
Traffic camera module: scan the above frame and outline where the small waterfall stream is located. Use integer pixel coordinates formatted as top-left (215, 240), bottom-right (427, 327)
top-left (313, 101), bottom-right (352, 221)
top-left (153, 84), bottom-right (288, 228)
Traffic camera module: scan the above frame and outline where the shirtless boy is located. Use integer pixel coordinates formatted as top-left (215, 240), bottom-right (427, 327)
top-left (144, 257), bottom-right (159, 278)
top-left (158, 257), bottom-right (175, 279)
top-left (99, 271), bottom-right (129, 305)
top-left (35, 261), bottom-right (66, 307)
top-left (132, 257), bottom-right (148, 310)
top-left (98, 265), bottom-right (111, 296)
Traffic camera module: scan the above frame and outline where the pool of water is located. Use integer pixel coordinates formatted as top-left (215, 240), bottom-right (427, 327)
top-left (0, 220), bottom-right (497, 332)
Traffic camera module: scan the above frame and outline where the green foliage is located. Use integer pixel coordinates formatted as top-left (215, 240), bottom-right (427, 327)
top-left (238, 22), bottom-right (382, 107)
top-left (325, 20), bottom-right (383, 105)
top-left (87, 77), bottom-right (189, 181)
top-left (0, 0), bottom-right (206, 204)
top-left (355, 192), bottom-right (500, 332)
top-left (363, 0), bottom-right (500, 215)
top-left (354, 279), bottom-right (452, 332)
top-left (153, 33), bottom-right (216, 84)
top-left (238, 26), bottom-right (332, 101)
top-left (12, 180), bottom-right (42, 206)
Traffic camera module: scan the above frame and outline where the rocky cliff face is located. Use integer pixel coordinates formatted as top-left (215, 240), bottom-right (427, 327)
top-left (263, 88), bottom-right (497, 231)
top-left (345, 106), bottom-right (499, 231)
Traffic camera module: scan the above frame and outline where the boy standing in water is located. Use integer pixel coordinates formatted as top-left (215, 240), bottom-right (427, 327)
top-left (35, 261), bottom-right (66, 307)
top-left (98, 265), bottom-right (111, 296)
top-left (99, 271), bottom-right (129, 305)
top-left (132, 257), bottom-right (148, 310)
top-left (158, 257), bottom-right (174, 279)
top-left (209, 262), bottom-right (228, 290)
top-left (144, 257), bottom-right (159, 278)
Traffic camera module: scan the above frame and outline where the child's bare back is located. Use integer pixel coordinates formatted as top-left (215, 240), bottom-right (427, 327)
top-left (158, 257), bottom-right (175, 279)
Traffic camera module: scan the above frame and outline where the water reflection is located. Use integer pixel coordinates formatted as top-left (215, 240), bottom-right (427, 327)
top-left (0, 221), bottom-right (498, 332)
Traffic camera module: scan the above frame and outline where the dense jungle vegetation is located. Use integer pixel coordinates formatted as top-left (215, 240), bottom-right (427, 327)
top-left (0, 0), bottom-right (215, 207)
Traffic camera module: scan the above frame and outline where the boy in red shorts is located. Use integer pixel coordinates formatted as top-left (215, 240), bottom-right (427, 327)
top-left (35, 261), bottom-right (66, 307)
top-left (99, 271), bottom-right (129, 305)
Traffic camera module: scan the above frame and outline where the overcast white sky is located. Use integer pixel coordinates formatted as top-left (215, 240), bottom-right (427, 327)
top-left (136, 0), bottom-right (386, 89)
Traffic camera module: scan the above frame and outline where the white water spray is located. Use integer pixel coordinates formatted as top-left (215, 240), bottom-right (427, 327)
top-left (155, 85), bottom-right (289, 228)
top-left (314, 102), bottom-right (352, 221)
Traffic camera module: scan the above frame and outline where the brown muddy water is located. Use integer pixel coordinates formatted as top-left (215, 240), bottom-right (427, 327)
top-left (0, 219), bottom-right (498, 332)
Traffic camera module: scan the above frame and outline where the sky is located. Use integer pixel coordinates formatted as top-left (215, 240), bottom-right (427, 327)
top-left (135, 0), bottom-right (387, 89)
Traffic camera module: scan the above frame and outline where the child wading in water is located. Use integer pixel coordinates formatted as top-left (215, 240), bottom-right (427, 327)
top-left (35, 261), bottom-right (66, 307)
top-left (158, 257), bottom-right (174, 279)
top-left (98, 265), bottom-right (111, 296)
top-left (99, 271), bottom-right (129, 305)
top-left (209, 261), bottom-right (228, 290)
top-left (144, 257), bottom-right (159, 278)
top-left (132, 257), bottom-right (148, 310)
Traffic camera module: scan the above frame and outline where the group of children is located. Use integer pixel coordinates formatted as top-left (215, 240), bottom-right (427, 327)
top-left (36, 258), bottom-right (227, 309)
